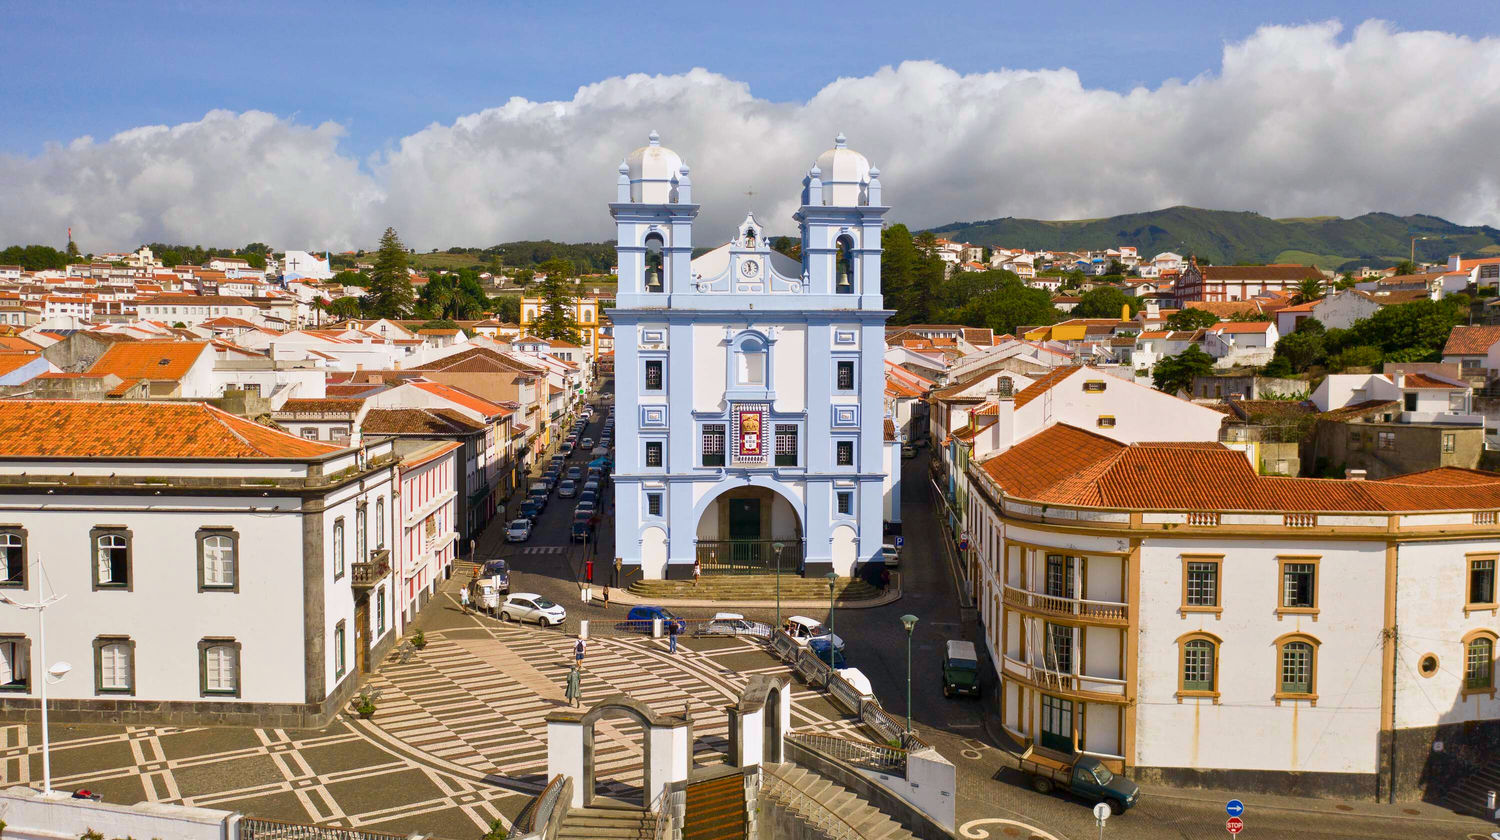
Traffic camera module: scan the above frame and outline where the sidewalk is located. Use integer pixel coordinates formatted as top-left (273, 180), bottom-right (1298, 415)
top-left (581, 574), bottom-right (904, 610)
top-left (1139, 780), bottom-right (1496, 828)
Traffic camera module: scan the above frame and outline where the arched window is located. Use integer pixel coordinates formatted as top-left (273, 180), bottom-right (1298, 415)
top-left (1176, 632), bottom-right (1221, 700)
top-left (1274, 633), bottom-right (1320, 702)
top-left (1464, 630), bottom-right (1497, 693)
top-left (736, 336), bottom-right (767, 386)
top-left (835, 235), bottom-right (855, 294)
top-left (644, 234), bottom-right (665, 293)
top-left (375, 497), bottom-right (386, 549)
top-left (199, 531), bottom-right (236, 590)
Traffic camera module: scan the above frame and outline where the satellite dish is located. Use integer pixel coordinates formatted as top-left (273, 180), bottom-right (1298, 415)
top-left (48, 661), bottom-right (72, 679)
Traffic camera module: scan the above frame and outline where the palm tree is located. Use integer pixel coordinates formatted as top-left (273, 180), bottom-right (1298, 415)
top-left (1293, 277), bottom-right (1325, 305)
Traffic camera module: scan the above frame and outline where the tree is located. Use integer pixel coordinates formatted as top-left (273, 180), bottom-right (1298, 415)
top-left (533, 258), bottom-right (580, 343)
top-left (66, 239), bottom-right (81, 259)
top-left (1391, 260), bottom-right (1417, 276)
top-left (491, 294), bottom-right (521, 324)
top-left (1346, 296), bottom-right (1469, 361)
top-left (0, 244), bottom-right (70, 271)
top-left (940, 278), bottom-right (1059, 336)
top-left (333, 270), bottom-right (371, 287)
top-left (1329, 344), bottom-right (1383, 372)
top-left (1292, 277), bottom-right (1325, 304)
top-left (367, 227), bottom-right (414, 318)
top-left (1269, 330), bottom-right (1327, 373)
top-left (326, 297), bottom-right (364, 320)
top-left (1165, 308), bottom-right (1220, 330)
top-left (1072, 286), bottom-right (1140, 319)
top-left (1152, 345), bottom-right (1214, 395)
top-left (770, 236), bottom-right (801, 262)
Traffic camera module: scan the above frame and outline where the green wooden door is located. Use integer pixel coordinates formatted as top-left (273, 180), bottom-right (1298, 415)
top-left (729, 499), bottom-right (761, 568)
top-left (1040, 695), bottom-right (1074, 753)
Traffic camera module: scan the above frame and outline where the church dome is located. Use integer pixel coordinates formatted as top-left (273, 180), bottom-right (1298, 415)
top-left (813, 133), bottom-right (870, 206)
top-left (625, 130), bottom-right (685, 203)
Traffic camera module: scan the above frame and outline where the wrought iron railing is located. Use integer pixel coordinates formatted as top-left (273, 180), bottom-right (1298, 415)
top-left (694, 540), bottom-right (803, 575)
top-left (239, 817), bottom-right (408, 840)
top-left (787, 731), bottom-right (906, 775)
top-left (506, 774), bottom-right (568, 839)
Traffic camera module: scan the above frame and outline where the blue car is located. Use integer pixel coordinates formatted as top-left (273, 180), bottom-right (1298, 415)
top-left (519, 499), bottom-right (541, 521)
top-left (624, 605), bottom-right (685, 634)
top-left (809, 638), bottom-right (847, 669)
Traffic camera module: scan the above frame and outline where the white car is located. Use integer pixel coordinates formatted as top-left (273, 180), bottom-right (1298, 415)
top-left (558, 479), bottom-right (578, 498)
top-left (786, 615), bottom-right (845, 650)
top-left (500, 593), bottom-right (566, 626)
top-left (881, 543), bottom-right (900, 568)
top-left (506, 518), bottom-right (532, 542)
top-left (701, 612), bottom-right (772, 638)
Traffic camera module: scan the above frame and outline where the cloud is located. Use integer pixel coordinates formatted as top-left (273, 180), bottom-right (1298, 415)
top-left (4, 20), bottom-right (1500, 252)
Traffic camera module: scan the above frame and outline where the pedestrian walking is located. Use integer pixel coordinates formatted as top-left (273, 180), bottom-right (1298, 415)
top-left (565, 664), bottom-right (582, 707)
top-left (693, 559), bottom-right (701, 586)
top-left (574, 638), bottom-right (587, 666)
top-left (459, 584), bottom-right (470, 615)
top-left (602, 586), bottom-right (610, 609)
top-left (668, 620), bottom-right (679, 654)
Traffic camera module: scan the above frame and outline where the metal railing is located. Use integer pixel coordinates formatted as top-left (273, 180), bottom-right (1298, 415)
top-left (1001, 654), bottom-right (1128, 697)
top-left (239, 818), bottom-right (409, 840)
top-left (763, 765), bottom-right (865, 840)
top-left (787, 731), bottom-right (906, 775)
top-left (1001, 584), bottom-right (1128, 623)
top-left (694, 539), bottom-right (804, 575)
top-left (507, 774), bottom-right (568, 840)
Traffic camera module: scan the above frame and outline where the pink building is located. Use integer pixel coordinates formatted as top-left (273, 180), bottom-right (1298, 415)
top-left (395, 441), bottom-right (461, 627)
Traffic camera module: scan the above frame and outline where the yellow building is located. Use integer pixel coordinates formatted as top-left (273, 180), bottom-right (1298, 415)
top-left (520, 296), bottom-right (604, 362)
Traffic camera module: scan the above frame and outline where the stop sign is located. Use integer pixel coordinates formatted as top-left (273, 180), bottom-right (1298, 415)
top-left (1226, 816), bottom-right (1244, 834)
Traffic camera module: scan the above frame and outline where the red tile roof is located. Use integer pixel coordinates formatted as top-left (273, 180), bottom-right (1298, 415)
top-left (0, 353), bottom-right (41, 377)
top-left (0, 400), bottom-right (338, 459)
top-left (1402, 373), bottom-right (1463, 389)
top-left (1013, 366), bottom-right (1082, 408)
top-left (1443, 325), bottom-right (1500, 356)
top-left (87, 341), bottom-right (209, 382)
top-left (410, 381), bottom-right (509, 418)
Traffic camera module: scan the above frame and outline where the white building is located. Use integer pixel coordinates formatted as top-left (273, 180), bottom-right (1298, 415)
top-left (965, 422), bottom-right (1500, 803)
top-left (610, 132), bottom-right (894, 580)
top-left (0, 400), bottom-right (397, 726)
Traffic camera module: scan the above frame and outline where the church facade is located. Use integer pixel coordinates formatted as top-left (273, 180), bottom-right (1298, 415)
top-left (610, 132), bottom-right (896, 580)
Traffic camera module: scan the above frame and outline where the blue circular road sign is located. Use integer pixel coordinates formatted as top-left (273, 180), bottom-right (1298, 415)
top-left (1226, 799), bottom-right (1245, 817)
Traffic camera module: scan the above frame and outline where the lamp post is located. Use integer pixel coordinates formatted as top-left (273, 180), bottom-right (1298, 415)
top-left (825, 571), bottom-right (838, 669)
top-left (900, 614), bottom-right (919, 736)
top-left (772, 541), bottom-right (786, 628)
top-left (1, 578), bottom-right (67, 794)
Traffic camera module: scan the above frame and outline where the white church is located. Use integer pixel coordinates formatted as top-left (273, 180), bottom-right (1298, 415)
top-left (610, 132), bottom-right (899, 580)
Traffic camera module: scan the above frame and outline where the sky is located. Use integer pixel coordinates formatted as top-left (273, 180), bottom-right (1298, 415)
top-left (3, 1), bottom-right (1500, 251)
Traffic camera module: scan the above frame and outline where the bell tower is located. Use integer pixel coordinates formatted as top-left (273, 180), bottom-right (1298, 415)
top-left (612, 131), bottom-right (698, 309)
top-left (795, 133), bottom-right (885, 308)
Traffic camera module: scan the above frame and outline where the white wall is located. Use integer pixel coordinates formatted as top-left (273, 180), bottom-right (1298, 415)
top-left (1394, 540), bottom-right (1500, 729)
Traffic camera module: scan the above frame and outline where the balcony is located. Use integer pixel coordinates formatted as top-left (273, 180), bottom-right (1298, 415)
top-left (351, 549), bottom-right (391, 591)
top-left (1002, 584), bottom-right (1128, 626)
top-left (1001, 654), bottom-right (1129, 704)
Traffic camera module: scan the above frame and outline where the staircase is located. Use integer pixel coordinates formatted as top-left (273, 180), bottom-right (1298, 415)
top-left (762, 763), bottom-right (915, 840)
top-left (629, 575), bottom-right (880, 602)
top-left (1441, 754), bottom-right (1500, 818)
top-left (683, 772), bottom-right (748, 840)
top-left (556, 803), bottom-right (656, 840)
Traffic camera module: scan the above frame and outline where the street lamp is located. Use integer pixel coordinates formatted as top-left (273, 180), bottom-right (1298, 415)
top-left (900, 613), bottom-right (919, 736)
top-left (0, 581), bottom-right (67, 794)
top-left (771, 541), bottom-right (786, 628)
top-left (825, 571), bottom-right (838, 669)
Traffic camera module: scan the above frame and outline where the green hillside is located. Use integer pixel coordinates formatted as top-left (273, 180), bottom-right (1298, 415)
top-left (927, 206), bottom-right (1500, 270)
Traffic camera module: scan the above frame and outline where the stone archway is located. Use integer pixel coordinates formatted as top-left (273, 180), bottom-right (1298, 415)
top-left (727, 674), bottom-right (792, 767)
top-left (692, 480), bottom-right (804, 576)
top-left (547, 694), bottom-right (692, 808)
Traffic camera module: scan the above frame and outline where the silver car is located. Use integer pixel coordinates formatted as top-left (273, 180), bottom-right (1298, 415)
top-left (500, 593), bottom-right (566, 626)
top-left (700, 612), bottom-right (772, 638)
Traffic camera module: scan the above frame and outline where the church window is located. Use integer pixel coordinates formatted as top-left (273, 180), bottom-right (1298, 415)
top-left (836, 361), bottom-right (855, 391)
top-left (702, 425), bottom-right (726, 467)
top-left (835, 235), bottom-right (855, 294)
top-left (736, 337), bottom-right (767, 386)
top-left (644, 360), bottom-right (663, 391)
top-left (836, 440), bottom-right (854, 466)
top-left (775, 425), bottom-right (799, 467)
top-left (645, 441), bottom-right (663, 468)
top-left (644, 234), bottom-right (665, 293)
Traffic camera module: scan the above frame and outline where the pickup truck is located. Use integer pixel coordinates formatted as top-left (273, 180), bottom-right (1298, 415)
top-left (1016, 747), bottom-right (1139, 813)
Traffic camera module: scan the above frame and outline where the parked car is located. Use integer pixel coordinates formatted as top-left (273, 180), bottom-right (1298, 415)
top-left (519, 499), bottom-right (541, 521)
top-left (558, 479), bottom-right (578, 498)
top-left (534, 477), bottom-right (554, 494)
top-left (785, 616), bottom-right (845, 650)
top-left (809, 638), bottom-right (847, 669)
top-left (500, 593), bottom-right (567, 626)
top-left (836, 667), bottom-right (873, 696)
top-left (700, 612), bottom-right (772, 638)
top-left (476, 558), bottom-right (511, 603)
top-left (566, 466), bottom-right (583, 481)
top-left (942, 639), bottom-right (980, 698)
top-left (902, 444), bottom-right (917, 459)
top-left (570, 518), bottom-right (593, 543)
top-left (1016, 749), bottom-right (1139, 813)
top-left (581, 437), bottom-right (594, 450)
top-left (527, 488), bottom-right (548, 511)
top-left (506, 518), bottom-right (533, 542)
top-left (624, 605), bottom-right (685, 634)
top-left (881, 543), bottom-right (901, 568)
top-left (582, 479), bottom-right (601, 496)
top-left (578, 489), bottom-right (598, 507)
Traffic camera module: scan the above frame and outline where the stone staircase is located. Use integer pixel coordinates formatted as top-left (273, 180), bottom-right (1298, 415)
top-left (556, 803), bottom-right (657, 840)
top-left (629, 575), bottom-right (880, 603)
top-left (1441, 754), bottom-right (1500, 818)
top-left (683, 772), bottom-right (748, 840)
top-left (762, 763), bottom-right (915, 840)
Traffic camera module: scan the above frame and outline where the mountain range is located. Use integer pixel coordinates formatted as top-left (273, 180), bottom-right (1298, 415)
top-left (925, 206), bottom-right (1500, 272)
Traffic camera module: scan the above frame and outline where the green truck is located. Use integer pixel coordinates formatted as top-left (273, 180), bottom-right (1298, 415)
top-left (942, 640), bottom-right (981, 698)
top-left (1017, 747), bottom-right (1140, 813)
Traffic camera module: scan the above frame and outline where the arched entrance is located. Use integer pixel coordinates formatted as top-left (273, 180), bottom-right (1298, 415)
top-left (727, 674), bottom-right (791, 768)
top-left (547, 694), bottom-right (692, 809)
top-left (763, 686), bottom-right (783, 763)
top-left (694, 483), bottom-right (804, 575)
top-left (586, 706), bottom-right (649, 806)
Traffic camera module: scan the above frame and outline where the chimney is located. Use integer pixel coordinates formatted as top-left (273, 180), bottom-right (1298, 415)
top-left (1345, 468), bottom-right (1367, 481)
